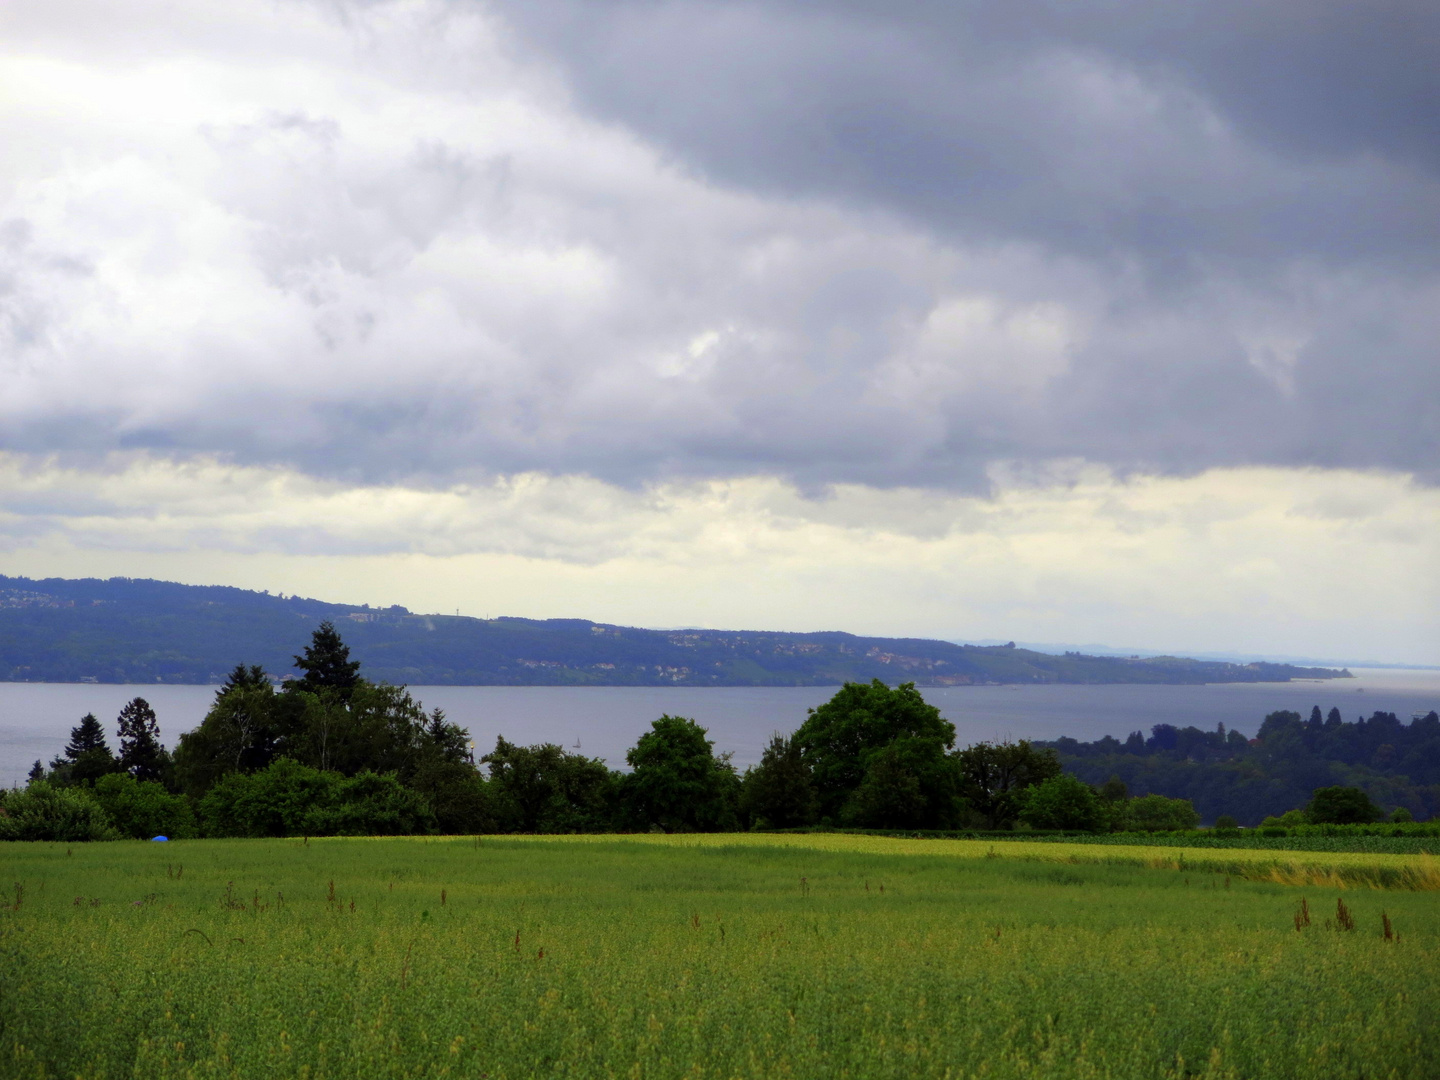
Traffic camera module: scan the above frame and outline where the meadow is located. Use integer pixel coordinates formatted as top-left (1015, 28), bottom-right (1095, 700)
top-left (3, 834), bottom-right (1437, 1079)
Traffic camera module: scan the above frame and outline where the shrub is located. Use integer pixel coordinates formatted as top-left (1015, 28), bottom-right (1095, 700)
top-left (91, 773), bottom-right (197, 839)
top-left (303, 772), bottom-right (436, 836)
top-left (1213, 814), bottom-right (1239, 832)
top-left (198, 759), bottom-right (437, 837)
top-left (1391, 806), bottom-right (1414, 823)
top-left (0, 782), bottom-right (118, 841)
top-left (1125, 793), bottom-right (1200, 832)
top-left (1018, 774), bottom-right (1104, 832)
top-left (198, 758), bottom-right (341, 837)
top-left (1260, 809), bottom-right (1307, 829)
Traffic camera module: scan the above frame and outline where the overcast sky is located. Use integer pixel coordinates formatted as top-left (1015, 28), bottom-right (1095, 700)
top-left (1, 0), bottom-right (1436, 663)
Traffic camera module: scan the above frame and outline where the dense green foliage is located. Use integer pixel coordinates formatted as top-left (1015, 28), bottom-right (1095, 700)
top-left (54, 713), bottom-right (122, 785)
top-left (1048, 706), bottom-right (1440, 824)
top-left (289, 620), bottom-right (362, 695)
top-left (794, 680), bottom-right (962, 827)
top-left (1124, 792), bottom-right (1203, 831)
top-left (1307, 784), bottom-right (1383, 824)
top-left (0, 782), bottom-right (117, 841)
top-left (116, 697), bottom-right (168, 783)
top-left (2, 835), bottom-right (1437, 1079)
top-left (91, 773), bottom-right (197, 839)
top-left (622, 715), bottom-right (740, 832)
top-left (196, 760), bottom-right (436, 837)
top-left (482, 738), bottom-right (612, 833)
top-left (1017, 772), bottom-right (1105, 830)
top-left (954, 739), bottom-right (1063, 828)
top-left (0, 573), bottom-right (1351, 686)
top-left (738, 734), bottom-right (818, 829)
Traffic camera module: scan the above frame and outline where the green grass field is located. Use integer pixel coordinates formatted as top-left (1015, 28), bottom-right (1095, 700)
top-left (3, 834), bottom-right (1437, 1079)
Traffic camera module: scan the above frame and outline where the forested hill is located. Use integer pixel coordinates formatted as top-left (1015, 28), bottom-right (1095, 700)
top-left (0, 575), bottom-right (1352, 687)
top-left (1044, 707), bottom-right (1440, 824)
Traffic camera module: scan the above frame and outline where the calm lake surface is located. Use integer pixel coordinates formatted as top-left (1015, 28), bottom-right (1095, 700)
top-left (3, 669), bottom-right (1438, 788)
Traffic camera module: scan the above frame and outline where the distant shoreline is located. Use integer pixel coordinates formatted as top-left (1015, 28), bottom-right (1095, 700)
top-left (0, 675), bottom-right (1358, 689)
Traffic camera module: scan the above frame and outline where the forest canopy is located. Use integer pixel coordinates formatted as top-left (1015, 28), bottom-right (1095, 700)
top-left (1044, 706), bottom-right (1440, 824)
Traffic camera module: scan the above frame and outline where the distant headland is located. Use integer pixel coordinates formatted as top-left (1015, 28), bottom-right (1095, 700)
top-left (0, 575), bottom-right (1352, 688)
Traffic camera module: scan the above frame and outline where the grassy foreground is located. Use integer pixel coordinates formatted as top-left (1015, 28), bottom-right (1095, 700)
top-left (3, 834), bottom-right (1437, 1080)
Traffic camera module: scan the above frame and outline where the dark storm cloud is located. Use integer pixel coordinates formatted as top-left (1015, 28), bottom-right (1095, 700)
top-left (0, 0), bottom-right (1436, 487)
top-left (484, 0), bottom-right (1440, 479)
top-left (495, 0), bottom-right (1440, 265)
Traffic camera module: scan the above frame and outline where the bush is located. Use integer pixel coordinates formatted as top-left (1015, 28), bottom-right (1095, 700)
top-left (91, 774), bottom-right (197, 839)
top-left (1125, 793), bottom-right (1200, 832)
top-left (1213, 814), bottom-right (1239, 832)
top-left (303, 772), bottom-right (436, 836)
top-left (199, 758), bottom-right (340, 837)
top-left (1260, 809), bottom-right (1307, 829)
top-left (1392, 806), bottom-right (1414, 823)
top-left (1018, 774), bottom-right (1104, 831)
top-left (198, 759), bottom-right (437, 837)
top-left (0, 782), bottom-right (118, 841)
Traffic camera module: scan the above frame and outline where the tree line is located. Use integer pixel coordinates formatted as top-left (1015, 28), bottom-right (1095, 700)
top-left (1046, 705), bottom-right (1440, 824)
top-left (3, 622), bottom-right (1421, 841)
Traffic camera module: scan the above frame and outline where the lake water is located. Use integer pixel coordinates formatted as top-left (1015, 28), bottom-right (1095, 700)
top-left (3, 668), bottom-right (1438, 788)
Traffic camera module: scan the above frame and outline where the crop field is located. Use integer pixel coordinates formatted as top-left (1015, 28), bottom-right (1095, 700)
top-left (3, 835), bottom-right (1437, 1080)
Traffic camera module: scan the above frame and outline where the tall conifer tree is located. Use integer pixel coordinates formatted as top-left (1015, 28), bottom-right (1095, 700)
top-left (64, 713), bottom-right (110, 759)
top-left (60, 712), bottom-right (121, 784)
top-left (291, 621), bottom-right (361, 696)
top-left (117, 697), bottom-right (167, 783)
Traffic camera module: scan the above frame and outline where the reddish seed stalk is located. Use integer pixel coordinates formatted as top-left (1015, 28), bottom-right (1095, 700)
top-left (1335, 898), bottom-right (1355, 932)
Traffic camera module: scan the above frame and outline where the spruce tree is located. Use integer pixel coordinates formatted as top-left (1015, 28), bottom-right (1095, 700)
top-left (117, 697), bottom-right (167, 783)
top-left (64, 713), bottom-right (110, 760)
top-left (217, 663), bottom-right (269, 700)
top-left (63, 712), bottom-right (121, 784)
top-left (291, 621), bottom-right (361, 695)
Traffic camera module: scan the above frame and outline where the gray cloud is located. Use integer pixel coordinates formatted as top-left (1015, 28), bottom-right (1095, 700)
top-left (496, 0), bottom-right (1440, 263)
top-left (0, 0), bottom-right (1435, 488)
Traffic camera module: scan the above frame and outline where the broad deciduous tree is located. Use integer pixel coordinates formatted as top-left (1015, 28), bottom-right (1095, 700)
top-left (793, 680), bottom-right (957, 823)
top-left (954, 740), bottom-right (1061, 829)
top-left (1017, 773), bottom-right (1104, 831)
top-left (623, 715), bottom-right (738, 832)
top-left (1307, 785), bottom-right (1382, 825)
